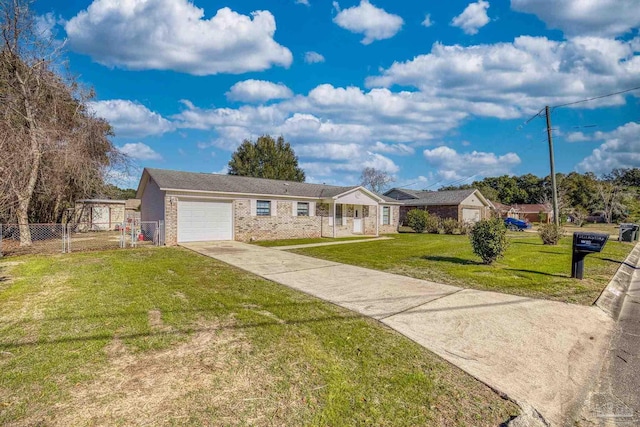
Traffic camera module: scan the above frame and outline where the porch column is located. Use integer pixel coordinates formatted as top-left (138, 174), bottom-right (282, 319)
top-left (375, 205), bottom-right (379, 237)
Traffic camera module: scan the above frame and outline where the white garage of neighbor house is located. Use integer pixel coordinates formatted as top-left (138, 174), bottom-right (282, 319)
top-left (136, 168), bottom-right (401, 245)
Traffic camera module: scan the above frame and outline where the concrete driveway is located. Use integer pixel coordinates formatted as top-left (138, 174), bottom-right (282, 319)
top-left (182, 241), bottom-right (614, 426)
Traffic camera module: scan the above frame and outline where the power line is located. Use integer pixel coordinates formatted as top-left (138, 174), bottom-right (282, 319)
top-left (551, 85), bottom-right (640, 110)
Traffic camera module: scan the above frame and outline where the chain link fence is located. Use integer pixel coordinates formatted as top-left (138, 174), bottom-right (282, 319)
top-left (1, 221), bottom-right (162, 257)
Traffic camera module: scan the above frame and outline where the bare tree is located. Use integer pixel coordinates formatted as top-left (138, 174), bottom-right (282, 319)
top-left (0, 0), bottom-right (120, 244)
top-left (595, 181), bottom-right (626, 224)
top-left (360, 167), bottom-right (395, 193)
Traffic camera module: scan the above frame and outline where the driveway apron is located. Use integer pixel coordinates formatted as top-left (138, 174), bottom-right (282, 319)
top-left (182, 241), bottom-right (614, 426)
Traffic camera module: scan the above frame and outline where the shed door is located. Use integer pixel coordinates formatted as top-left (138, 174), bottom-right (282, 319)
top-left (92, 206), bottom-right (110, 230)
top-left (462, 208), bottom-right (481, 223)
top-left (177, 200), bottom-right (233, 242)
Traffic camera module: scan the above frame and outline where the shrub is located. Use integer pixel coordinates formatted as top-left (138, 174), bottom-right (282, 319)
top-left (425, 214), bottom-right (440, 234)
top-left (406, 209), bottom-right (429, 233)
top-left (469, 218), bottom-right (509, 264)
top-left (538, 223), bottom-right (563, 245)
top-left (440, 218), bottom-right (460, 235)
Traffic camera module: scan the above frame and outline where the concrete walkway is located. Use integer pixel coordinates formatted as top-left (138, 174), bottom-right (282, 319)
top-left (182, 241), bottom-right (615, 426)
top-left (271, 236), bottom-right (393, 250)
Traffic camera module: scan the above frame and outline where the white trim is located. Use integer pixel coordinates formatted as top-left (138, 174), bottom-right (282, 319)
top-left (331, 186), bottom-right (385, 203)
top-left (309, 201), bottom-right (316, 217)
top-left (77, 199), bottom-right (126, 204)
top-left (292, 201), bottom-right (297, 216)
top-left (161, 187), bottom-right (319, 200)
top-left (271, 200), bottom-right (277, 217)
top-left (250, 199), bottom-right (257, 216)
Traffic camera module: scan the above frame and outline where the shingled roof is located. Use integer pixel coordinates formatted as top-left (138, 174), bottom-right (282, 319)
top-left (139, 168), bottom-right (397, 202)
top-left (384, 188), bottom-right (484, 206)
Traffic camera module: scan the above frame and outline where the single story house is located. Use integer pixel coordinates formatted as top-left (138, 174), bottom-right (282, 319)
top-left (512, 204), bottom-right (553, 223)
top-left (136, 168), bottom-right (401, 245)
top-left (383, 188), bottom-right (492, 224)
top-left (74, 199), bottom-right (126, 231)
top-left (491, 201), bottom-right (520, 219)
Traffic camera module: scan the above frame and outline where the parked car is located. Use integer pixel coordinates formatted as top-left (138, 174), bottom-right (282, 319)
top-left (504, 217), bottom-right (531, 231)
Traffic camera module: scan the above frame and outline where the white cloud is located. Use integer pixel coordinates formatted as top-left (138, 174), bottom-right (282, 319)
top-left (565, 131), bottom-right (591, 142)
top-left (423, 146), bottom-right (521, 180)
top-left (372, 141), bottom-right (414, 155)
top-left (333, 0), bottom-right (404, 44)
top-left (296, 0), bottom-right (310, 5)
top-left (422, 14), bottom-right (433, 28)
top-left (65, 0), bottom-right (292, 75)
top-left (118, 142), bottom-right (162, 160)
top-left (366, 36), bottom-right (640, 116)
top-left (511, 0), bottom-right (640, 38)
top-left (577, 122), bottom-right (640, 174)
top-left (88, 100), bottom-right (174, 138)
top-left (226, 80), bottom-right (293, 103)
top-left (35, 13), bottom-right (58, 40)
top-left (304, 51), bottom-right (326, 64)
top-left (451, 0), bottom-right (490, 35)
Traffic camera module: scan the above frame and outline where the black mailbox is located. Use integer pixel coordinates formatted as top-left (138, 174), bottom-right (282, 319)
top-left (572, 232), bottom-right (609, 279)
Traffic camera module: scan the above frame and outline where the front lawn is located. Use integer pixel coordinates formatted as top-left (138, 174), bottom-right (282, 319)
top-left (293, 233), bottom-right (634, 305)
top-left (0, 248), bottom-right (517, 426)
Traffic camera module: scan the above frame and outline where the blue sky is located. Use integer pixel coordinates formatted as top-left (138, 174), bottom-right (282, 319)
top-left (34, 0), bottom-right (640, 189)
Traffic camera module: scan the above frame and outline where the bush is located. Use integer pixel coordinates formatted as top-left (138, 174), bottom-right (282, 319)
top-left (440, 218), bottom-right (460, 235)
top-left (469, 218), bottom-right (509, 264)
top-left (406, 209), bottom-right (429, 233)
top-left (425, 214), bottom-right (440, 234)
top-left (538, 223), bottom-right (563, 245)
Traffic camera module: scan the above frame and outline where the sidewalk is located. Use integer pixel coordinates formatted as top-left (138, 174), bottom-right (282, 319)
top-left (182, 241), bottom-right (618, 426)
top-left (581, 243), bottom-right (640, 426)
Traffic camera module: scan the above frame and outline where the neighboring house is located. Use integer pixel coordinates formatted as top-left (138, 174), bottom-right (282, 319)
top-left (491, 201), bottom-right (520, 219)
top-left (74, 199), bottom-right (126, 230)
top-left (384, 188), bottom-right (492, 224)
top-left (136, 168), bottom-right (401, 245)
top-left (512, 204), bottom-right (553, 223)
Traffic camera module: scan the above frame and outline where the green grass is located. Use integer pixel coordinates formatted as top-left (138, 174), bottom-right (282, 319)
top-left (292, 233), bottom-right (634, 305)
top-left (252, 235), bottom-right (378, 247)
top-left (0, 248), bottom-right (517, 426)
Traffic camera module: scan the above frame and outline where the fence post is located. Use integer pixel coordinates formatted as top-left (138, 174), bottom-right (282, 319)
top-left (159, 220), bottom-right (165, 246)
top-left (62, 223), bottom-right (66, 253)
top-left (0, 224), bottom-right (3, 258)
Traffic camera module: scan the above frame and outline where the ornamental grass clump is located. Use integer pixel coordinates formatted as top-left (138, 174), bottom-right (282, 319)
top-left (469, 218), bottom-right (509, 264)
top-left (538, 223), bottom-right (563, 245)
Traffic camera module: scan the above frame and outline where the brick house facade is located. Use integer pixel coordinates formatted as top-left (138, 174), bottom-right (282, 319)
top-left (139, 168), bottom-right (401, 245)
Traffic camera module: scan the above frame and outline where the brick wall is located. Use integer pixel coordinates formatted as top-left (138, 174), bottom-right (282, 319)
top-left (164, 195), bottom-right (178, 246)
top-left (379, 205), bottom-right (400, 234)
top-left (234, 200), bottom-right (322, 242)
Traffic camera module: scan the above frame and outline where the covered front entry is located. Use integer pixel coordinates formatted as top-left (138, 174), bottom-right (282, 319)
top-left (177, 200), bottom-right (233, 242)
top-left (326, 188), bottom-right (383, 238)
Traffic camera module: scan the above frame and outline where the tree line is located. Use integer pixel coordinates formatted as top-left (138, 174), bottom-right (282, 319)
top-left (440, 168), bottom-right (640, 224)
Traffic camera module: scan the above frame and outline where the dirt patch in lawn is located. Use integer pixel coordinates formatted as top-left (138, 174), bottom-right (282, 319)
top-left (26, 320), bottom-right (308, 426)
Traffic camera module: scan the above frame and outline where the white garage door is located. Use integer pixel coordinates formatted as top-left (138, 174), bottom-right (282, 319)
top-left (177, 200), bottom-right (233, 242)
top-left (462, 208), bottom-right (481, 223)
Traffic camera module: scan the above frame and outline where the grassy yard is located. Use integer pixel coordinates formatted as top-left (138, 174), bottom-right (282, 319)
top-left (0, 248), bottom-right (517, 426)
top-left (252, 235), bottom-right (376, 247)
top-left (293, 233), bottom-right (634, 305)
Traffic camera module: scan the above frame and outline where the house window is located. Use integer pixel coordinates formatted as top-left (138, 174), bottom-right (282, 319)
top-left (297, 202), bottom-right (309, 216)
top-left (256, 200), bottom-right (271, 216)
top-left (336, 204), bottom-right (343, 225)
top-left (382, 206), bottom-right (390, 225)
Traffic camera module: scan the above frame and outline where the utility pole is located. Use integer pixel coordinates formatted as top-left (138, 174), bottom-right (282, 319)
top-left (545, 106), bottom-right (560, 227)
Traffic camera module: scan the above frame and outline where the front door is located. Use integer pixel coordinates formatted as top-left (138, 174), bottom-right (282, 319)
top-left (353, 205), bottom-right (363, 233)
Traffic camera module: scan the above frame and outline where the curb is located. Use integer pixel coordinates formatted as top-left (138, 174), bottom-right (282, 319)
top-left (594, 241), bottom-right (640, 320)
